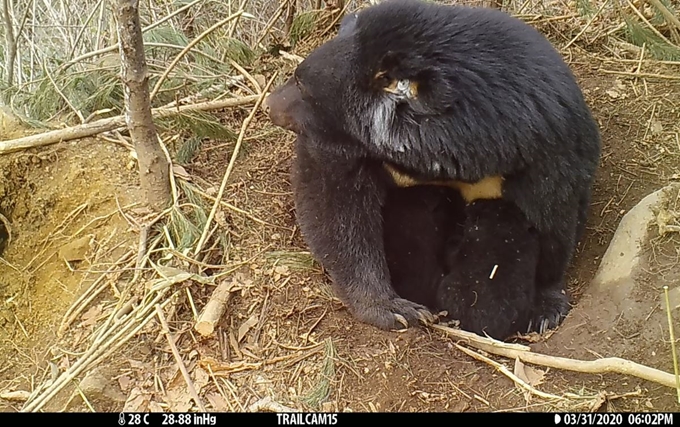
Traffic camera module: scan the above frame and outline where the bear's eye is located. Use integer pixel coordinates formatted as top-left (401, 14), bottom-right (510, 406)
top-left (294, 74), bottom-right (309, 97)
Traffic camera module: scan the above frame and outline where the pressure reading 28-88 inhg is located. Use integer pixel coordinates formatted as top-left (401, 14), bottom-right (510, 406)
top-left (117, 413), bottom-right (217, 426)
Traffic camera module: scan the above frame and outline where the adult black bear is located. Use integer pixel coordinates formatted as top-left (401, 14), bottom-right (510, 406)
top-left (266, 0), bottom-right (600, 332)
top-left (382, 187), bottom-right (538, 340)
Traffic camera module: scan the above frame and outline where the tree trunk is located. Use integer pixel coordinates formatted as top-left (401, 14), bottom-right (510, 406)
top-left (2, 0), bottom-right (16, 104)
top-left (115, 0), bottom-right (171, 212)
top-left (284, 0), bottom-right (297, 37)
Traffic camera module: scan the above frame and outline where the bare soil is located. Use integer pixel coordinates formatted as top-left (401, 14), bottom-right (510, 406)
top-left (1, 34), bottom-right (680, 413)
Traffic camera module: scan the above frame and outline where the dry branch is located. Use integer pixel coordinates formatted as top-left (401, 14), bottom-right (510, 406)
top-left (455, 344), bottom-right (565, 401)
top-left (431, 323), bottom-right (531, 352)
top-left (599, 69), bottom-right (680, 80)
top-left (156, 305), bottom-right (207, 412)
top-left (563, 0), bottom-right (609, 49)
top-left (646, 0), bottom-right (680, 33)
top-left (192, 74), bottom-right (278, 255)
top-left (56, 0), bottom-right (206, 73)
top-left (0, 95), bottom-right (259, 155)
top-left (194, 279), bottom-right (237, 336)
top-left (434, 324), bottom-right (679, 389)
top-left (149, 10), bottom-right (246, 102)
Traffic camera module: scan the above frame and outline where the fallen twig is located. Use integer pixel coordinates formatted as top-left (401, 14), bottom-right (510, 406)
top-left (193, 73), bottom-right (278, 255)
top-left (624, 0), bottom-right (678, 48)
top-left (0, 95), bottom-right (259, 155)
top-left (434, 324), bottom-right (679, 389)
top-left (647, 0), bottom-right (680, 35)
top-left (563, 0), bottom-right (609, 49)
top-left (0, 211), bottom-right (12, 248)
top-left (194, 279), bottom-right (237, 336)
top-left (192, 187), bottom-right (270, 226)
top-left (156, 304), bottom-right (207, 412)
top-left (431, 323), bottom-right (531, 352)
top-left (149, 10), bottom-right (247, 102)
top-left (599, 69), bottom-right (680, 80)
top-left (455, 344), bottom-right (566, 401)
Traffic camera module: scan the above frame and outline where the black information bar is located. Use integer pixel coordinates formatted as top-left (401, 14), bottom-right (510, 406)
top-left (0, 412), bottom-right (675, 426)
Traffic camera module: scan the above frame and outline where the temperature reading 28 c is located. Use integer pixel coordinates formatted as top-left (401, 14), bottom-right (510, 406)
top-left (119, 413), bottom-right (150, 425)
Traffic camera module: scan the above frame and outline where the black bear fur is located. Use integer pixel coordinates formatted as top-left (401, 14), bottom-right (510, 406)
top-left (382, 187), bottom-right (538, 340)
top-left (266, 0), bottom-right (600, 332)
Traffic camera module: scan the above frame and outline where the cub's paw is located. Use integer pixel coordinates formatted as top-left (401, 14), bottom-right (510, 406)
top-left (527, 289), bottom-right (571, 334)
top-left (352, 297), bottom-right (435, 331)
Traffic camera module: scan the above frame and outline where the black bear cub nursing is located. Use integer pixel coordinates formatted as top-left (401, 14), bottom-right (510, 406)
top-left (382, 185), bottom-right (466, 311)
top-left (436, 199), bottom-right (539, 339)
top-left (382, 186), bottom-right (539, 340)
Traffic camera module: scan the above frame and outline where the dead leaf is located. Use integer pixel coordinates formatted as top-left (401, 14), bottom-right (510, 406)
top-left (205, 392), bottom-right (229, 411)
top-left (172, 164), bottom-right (192, 181)
top-left (215, 210), bottom-right (227, 227)
top-left (513, 357), bottom-right (546, 387)
top-left (588, 391), bottom-right (607, 412)
top-left (123, 387), bottom-right (151, 412)
top-left (238, 315), bottom-right (259, 342)
top-left (605, 89), bottom-right (620, 99)
top-left (79, 304), bottom-right (102, 328)
top-left (656, 208), bottom-right (680, 236)
top-left (118, 375), bottom-right (132, 391)
top-left (164, 386), bottom-right (193, 412)
top-left (59, 235), bottom-right (93, 262)
top-left (193, 367), bottom-right (210, 395)
top-left (148, 401), bottom-right (164, 412)
top-left (274, 265), bottom-right (290, 281)
top-left (253, 74), bottom-right (267, 90)
top-left (650, 121), bottom-right (663, 135)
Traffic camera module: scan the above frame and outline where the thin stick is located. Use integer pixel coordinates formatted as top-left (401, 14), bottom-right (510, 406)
top-left (228, 58), bottom-right (262, 93)
top-left (0, 95), bottom-right (259, 155)
top-left (192, 187), bottom-right (269, 226)
top-left (155, 304), bottom-right (207, 412)
top-left (624, 0), bottom-right (677, 47)
top-left (563, 0), bottom-right (609, 49)
top-left (646, 0), bottom-right (680, 34)
top-left (193, 72), bottom-right (278, 256)
top-left (663, 286), bottom-right (680, 403)
top-left (435, 324), bottom-right (679, 389)
top-left (56, 0), bottom-right (206, 73)
top-left (455, 344), bottom-right (565, 401)
top-left (0, 212), bottom-right (11, 248)
top-left (149, 11), bottom-right (246, 102)
top-left (431, 323), bottom-right (531, 351)
top-left (599, 69), bottom-right (680, 80)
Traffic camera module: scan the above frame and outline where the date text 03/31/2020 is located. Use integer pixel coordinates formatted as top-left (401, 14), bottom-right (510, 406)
top-left (558, 413), bottom-right (674, 425)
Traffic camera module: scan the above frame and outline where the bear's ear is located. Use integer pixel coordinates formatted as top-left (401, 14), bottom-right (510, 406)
top-left (378, 51), bottom-right (401, 74)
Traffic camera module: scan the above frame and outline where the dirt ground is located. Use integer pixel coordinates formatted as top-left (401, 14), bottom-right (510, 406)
top-left (1, 18), bottom-right (680, 413)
